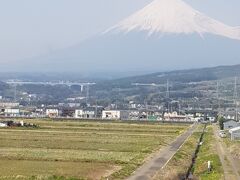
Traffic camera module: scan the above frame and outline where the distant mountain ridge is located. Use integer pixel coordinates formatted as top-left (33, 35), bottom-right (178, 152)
top-left (95, 64), bottom-right (240, 90)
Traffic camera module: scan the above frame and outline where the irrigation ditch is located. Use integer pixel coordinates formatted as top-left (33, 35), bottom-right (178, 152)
top-left (185, 124), bottom-right (207, 179)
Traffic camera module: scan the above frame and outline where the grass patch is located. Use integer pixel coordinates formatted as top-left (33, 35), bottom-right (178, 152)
top-left (224, 138), bottom-right (240, 160)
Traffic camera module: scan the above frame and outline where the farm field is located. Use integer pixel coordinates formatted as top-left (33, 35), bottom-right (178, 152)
top-left (0, 119), bottom-right (190, 180)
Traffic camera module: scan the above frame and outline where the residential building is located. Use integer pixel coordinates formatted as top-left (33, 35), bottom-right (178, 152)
top-left (164, 111), bottom-right (188, 121)
top-left (75, 107), bottom-right (96, 119)
top-left (206, 116), bottom-right (216, 122)
top-left (129, 110), bottom-right (140, 120)
top-left (0, 102), bottom-right (19, 108)
top-left (229, 127), bottom-right (240, 140)
top-left (32, 108), bottom-right (45, 117)
top-left (223, 120), bottom-right (240, 130)
top-left (61, 108), bottom-right (75, 117)
top-left (4, 108), bottom-right (20, 117)
top-left (46, 109), bottom-right (59, 118)
top-left (0, 122), bottom-right (7, 127)
top-left (102, 110), bottom-right (129, 120)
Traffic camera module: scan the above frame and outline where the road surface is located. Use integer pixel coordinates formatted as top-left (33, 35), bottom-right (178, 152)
top-left (213, 125), bottom-right (240, 180)
top-left (127, 123), bottom-right (197, 180)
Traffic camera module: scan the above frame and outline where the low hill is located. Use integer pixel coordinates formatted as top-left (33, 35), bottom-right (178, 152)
top-left (95, 64), bottom-right (240, 90)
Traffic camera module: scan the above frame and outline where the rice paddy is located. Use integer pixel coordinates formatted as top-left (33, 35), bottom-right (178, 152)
top-left (0, 119), bottom-right (189, 179)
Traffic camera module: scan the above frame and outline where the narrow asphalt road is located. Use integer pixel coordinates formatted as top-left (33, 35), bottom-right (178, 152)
top-left (127, 123), bottom-right (197, 180)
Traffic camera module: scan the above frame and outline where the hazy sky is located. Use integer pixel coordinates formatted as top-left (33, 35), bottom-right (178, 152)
top-left (0, 0), bottom-right (240, 71)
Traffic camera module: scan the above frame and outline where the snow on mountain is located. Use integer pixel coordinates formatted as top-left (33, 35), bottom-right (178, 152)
top-left (107, 0), bottom-right (240, 40)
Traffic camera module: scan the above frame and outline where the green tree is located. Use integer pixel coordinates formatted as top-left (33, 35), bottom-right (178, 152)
top-left (218, 116), bottom-right (224, 130)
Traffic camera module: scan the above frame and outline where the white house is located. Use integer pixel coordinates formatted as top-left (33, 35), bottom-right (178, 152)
top-left (0, 123), bottom-right (7, 127)
top-left (75, 109), bottom-right (95, 119)
top-left (4, 108), bottom-right (20, 117)
top-left (102, 110), bottom-right (129, 120)
top-left (164, 111), bottom-right (188, 121)
top-left (206, 116), bottom-right (216, 122)
top-left (0, 102), bottom-right (19, 108)
top-left (229, 127), bottom-right (240, 140)
top-left (128, 110), bottom-right (140, 120)
top-left (46, 109), bottom-right (59, 118)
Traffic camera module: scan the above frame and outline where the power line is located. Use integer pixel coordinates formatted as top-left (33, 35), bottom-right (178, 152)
top-left (14, 84), bottom-right (17, 102)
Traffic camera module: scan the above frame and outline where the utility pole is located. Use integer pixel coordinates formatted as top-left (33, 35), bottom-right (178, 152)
top-left (86, 84), bottom-right (89, 105)
top-left (178, 101), bottom-right (181, 115)
top-left (14, 84), bottom-right (17, 102)
top-left (166, 80), bottom-right (170, 99)
top-left (234, 77), bottom-right (238, 121)
top-left (80, 85), bottom-right (84, 93)
top-left (217, 81), bottom-right (220, 109)
top-left (116, 88), bottom-right (120, 110)
top-left (95, 99), bottom-right (98, 119)
top-left (145, 99), bottom-right (149, 120)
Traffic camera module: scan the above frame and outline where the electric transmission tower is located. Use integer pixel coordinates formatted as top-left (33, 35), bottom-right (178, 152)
top-left (14, 84), bottom-right (17, 102)
top-left (166, 80), bottom-right (170, 113)
top-left (86, 84), bottom-right (89, 105)
top-left (166, 80), bottom-right (170, 99)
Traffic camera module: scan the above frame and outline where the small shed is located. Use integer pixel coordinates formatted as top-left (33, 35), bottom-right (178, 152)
top-left (229, 127), bottom-right (240, 141)
top-left (223, 120), bottom-right (239, 130)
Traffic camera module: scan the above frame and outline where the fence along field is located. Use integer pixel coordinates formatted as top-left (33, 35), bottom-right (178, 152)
top-left (0, 119), bottom-right (189, 179)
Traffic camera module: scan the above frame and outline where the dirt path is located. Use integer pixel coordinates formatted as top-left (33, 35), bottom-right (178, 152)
top-left (213, 125), bottom-right (240, 180)
top-left (126, 123), bottom-right (197, 180)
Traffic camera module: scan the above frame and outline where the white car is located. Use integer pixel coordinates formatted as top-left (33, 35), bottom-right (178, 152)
top-left (219, 131), bottom-right (227, 138)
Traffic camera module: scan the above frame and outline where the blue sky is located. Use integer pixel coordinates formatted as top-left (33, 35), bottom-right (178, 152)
top-left (0, 0), bottom-right (239, 71)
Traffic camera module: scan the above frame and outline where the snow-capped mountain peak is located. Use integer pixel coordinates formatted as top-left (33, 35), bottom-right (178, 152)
top-left (106, 0), bottom-right (240, 40)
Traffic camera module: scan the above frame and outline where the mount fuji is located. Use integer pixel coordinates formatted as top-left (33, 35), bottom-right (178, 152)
top-left (20, 0), bottom-right (240, 74)
top-left (107, 0), bottom-right (240, 40)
